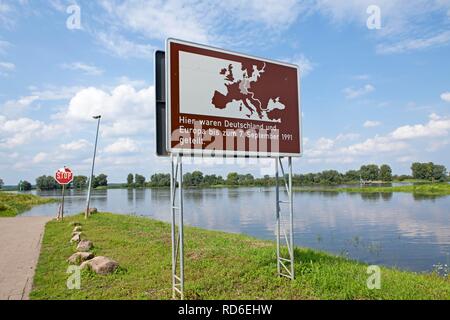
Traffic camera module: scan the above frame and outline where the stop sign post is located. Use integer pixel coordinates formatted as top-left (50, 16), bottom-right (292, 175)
top-left (54, 167), bottom-right (73, 220)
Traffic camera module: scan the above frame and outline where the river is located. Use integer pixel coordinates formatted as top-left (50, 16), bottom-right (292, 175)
top-left (21, 187), bottom-right (450, 273)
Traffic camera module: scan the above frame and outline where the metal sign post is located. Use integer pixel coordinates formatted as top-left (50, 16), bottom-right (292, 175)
top-left (60, 184), bottom-right (65, 220)
top-left (85, 115), bottom-right (101, 219)
top-left (171, 154), bottom-right (184, 299)
top-left (54, 166), bottom-right (74, 221)
top-left (275, 157), bottom-right (295, 280)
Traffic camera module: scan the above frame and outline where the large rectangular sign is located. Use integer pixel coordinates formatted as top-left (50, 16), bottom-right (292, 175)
top-left (167, 38), bottom-right (302, 157)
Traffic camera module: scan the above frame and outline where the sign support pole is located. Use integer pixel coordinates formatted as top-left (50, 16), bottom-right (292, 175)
top-left (171, 154), bottom-right (185, 299)
top-left (275, 157), bottom-right (295, 280)
top-left (61, 184), bottom-right (65, 221)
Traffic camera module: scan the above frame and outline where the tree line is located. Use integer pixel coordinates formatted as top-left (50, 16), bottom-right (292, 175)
top-left (3, 162), bottom-right (448, 191)
top-left (33, 174), bottom-right (108, 190)
top-left (411, 162), bottom-right (447, 182)
top-left (122, 163), bottom-right (448, 188)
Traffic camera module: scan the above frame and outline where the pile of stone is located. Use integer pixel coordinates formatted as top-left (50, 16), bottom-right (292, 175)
top-left (67, 219), bottom-right (119, 275)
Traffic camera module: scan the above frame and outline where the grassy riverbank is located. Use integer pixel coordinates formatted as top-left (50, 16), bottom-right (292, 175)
top-left (295, 183), bottom-right (450, 196)
top-left (338, 183), bottom-right (450, 195)
top-left (31, 213), bottom-right (449, 300)
top-left (0, 192), bottom-right (56, 217)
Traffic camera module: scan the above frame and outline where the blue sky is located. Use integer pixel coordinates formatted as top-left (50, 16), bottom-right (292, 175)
top-left (1, 0), bottom-right (450, 184)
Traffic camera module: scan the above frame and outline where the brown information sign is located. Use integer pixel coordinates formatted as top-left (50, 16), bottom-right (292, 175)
top-left (167, 38), bottom-right (302, 157)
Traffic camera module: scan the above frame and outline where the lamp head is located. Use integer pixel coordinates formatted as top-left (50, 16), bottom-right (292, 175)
top-left (93, 115), bottom-right (101, 119)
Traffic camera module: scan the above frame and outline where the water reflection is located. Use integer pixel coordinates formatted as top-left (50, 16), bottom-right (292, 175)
top-left (127, 189), bottom-right (134, 203)
top-left (360, 192), bottom-right (382, 201)
top-left (412, 194), bottom-right (445, 201)
top-left (21, 187), bottom-right (450, 272)
top-left (381, 193), bottom-right (393, 201)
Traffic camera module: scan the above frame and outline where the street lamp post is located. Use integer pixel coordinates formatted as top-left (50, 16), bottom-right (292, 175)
top-left (85, 115), bottom-right (101, 219)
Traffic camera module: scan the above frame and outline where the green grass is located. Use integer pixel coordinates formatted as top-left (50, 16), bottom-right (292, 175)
top-left (392, 179), bottom-right (430, 183)
top-left (336, 183), bottom-right (450, 196)
top-left (31, 213), bottom-right (450, 300)
top-left (295, 183), bottom-right (450, 196)
top-left (0, 192), bottom-right (57, 217)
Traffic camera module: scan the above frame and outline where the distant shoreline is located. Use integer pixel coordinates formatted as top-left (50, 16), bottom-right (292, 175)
top-left (4, 181), bottom-right (449, 197)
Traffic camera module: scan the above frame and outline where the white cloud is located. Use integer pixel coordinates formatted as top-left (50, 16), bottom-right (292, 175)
top-left (2, 95), bottom-right (38, 110)
top-left (314, 1), bottom-right (450, 32)
top-left (48, 0), bottom-right (67, 12)
top-left (0, 61), bottom-right (14, 70)
top-left (0, 1), bottom-right (29, 28)
top-left (391, 113), bottom-right (450, 140)
top-left (441, 91), bottom-right (450, 103)
top-left (60, 139), bottom-right (90, 151)
top-left (30, 85), bottom-right (85, 101)
top-left (377, 30), bottom-right (450, 54)
top-left (32, 152), bottom-right (48, 164)
top-left (341, 114), bottom-right (450, 159)
top-left (396, 155), bottom-right (414, 163)
top-left (0, 2), bottom-right (12, 27)
top-left (363, 120), bottom-right (381, 128)
top-left (353, 74), bottom-right (370, 80)
top-left (0, 116), bottom-right (42, 134)
top-left (314, 1), bottom-right (450, 54)
top-left (305, 133), bottom-right (360, 162)
top-left (97, 0), bottom-right (307, 54)
top-left (343, 84), bottom-right (375, 99)
top-left (341, 136), bottom-right (408, 155)
top-left (224, 0), bottom-right (307, 30)
top-left (314, 0), bottom-right (373, 23)
top-left (303, 113), bottom-right (450, 164)
top-left (0, 116), bottom-right (63, 148)
top-left (0, 61), bottom-right (15, 75)
top-left (65, 84), bottom-right (154, 123)
top-left (62, 84), bottom-right (155, 146)
top-left (290, 54), bottom-right (314, 77)
top-left (103, 138), bottom-right (139, 154)
top-left (335, 133), bottom-right (360, 141)
top-left (0, 40), bottom-right (10, 54)
top-left (100, 0), bottom-right (211, 43)
top-left (116, 76), bottom-right (147, 88)
top-left (62, 62), bottom-right (104, 76)
top-left (427, 139), bottom-right (450, 152)
top-left (1, 85), bottom-right (84, 116)
top-left (0, 3), bottom-right (10, 14)
top-left (101, 119), bottom-right (152, 138)
top-left (307, 137), bottom-right (335, 158)
top-left (0, 81), bottom-right (159, 182)
top-left (95, 32), bottom-right (155, 59)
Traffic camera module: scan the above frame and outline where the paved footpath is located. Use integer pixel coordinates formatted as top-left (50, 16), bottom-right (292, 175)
top-left (0, 216), bottom-right (52, 300)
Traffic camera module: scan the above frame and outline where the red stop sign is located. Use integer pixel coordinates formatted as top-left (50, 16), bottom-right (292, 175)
top-left (55, 167), bottom-right (74, 185)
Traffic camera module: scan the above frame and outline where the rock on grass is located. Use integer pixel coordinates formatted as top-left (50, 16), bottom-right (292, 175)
top-left (77, 240), bottom-right (93, 252)
top-left (80, 256), bottom-right (119, 275)
top-left (70, 234), bottom-right (81, 244)
top-left (67, 252), bottom-right (94, 265)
